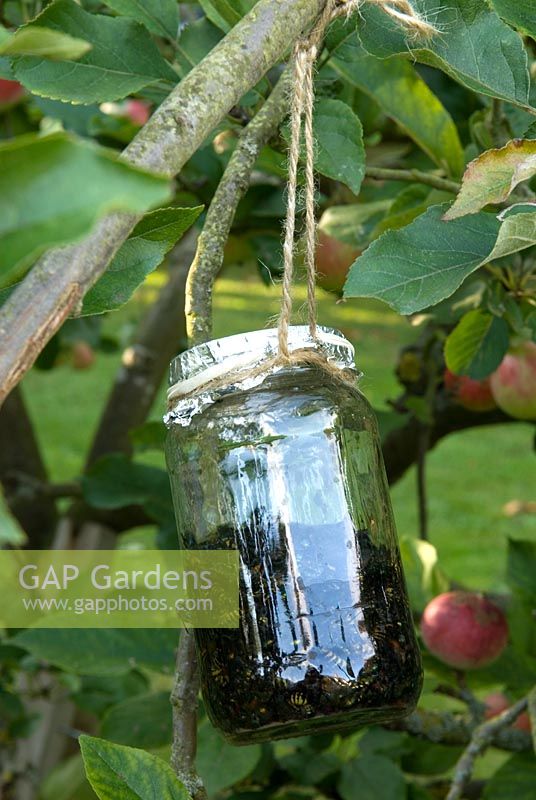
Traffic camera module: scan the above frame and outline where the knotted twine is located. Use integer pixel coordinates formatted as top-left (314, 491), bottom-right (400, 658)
top-left (168, 0), bottom-right (435, 406)
top-left (277, 0), bottom-right (436, 359)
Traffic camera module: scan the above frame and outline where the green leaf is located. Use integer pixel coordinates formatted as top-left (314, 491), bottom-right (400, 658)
top-left (13, 629), bottom-right (177, 675)
top-left (13, 0), bottom-right (177, 104)
top-left (401, 738), bottom-right (462, 776)
top-left (338, 754), bottom-right (406, 800)
top-left (102, 0), bottom-right (180, 40)
top-left (197, 720), bottom-right (261, 796)
top-left (101, 692), bottom-right (172, 749)
top-left (0, 487), bottom-right (26, 546)
top-left (0, 56), bottom-right (14, 79)
top-left (482, 753), bottom-right (536, 799)
top-left (318, 201), bottom-right (390, 246)
top-left (358, 0), bottom-right (531, 110)
top-left (198, 0), bottom-right (256, 33)
top-left (489, 0), bottom-right (536, 37)
top-left (80, 736), bottom-right (190, 800)
top-left (81, 454), bottom-right (174, 531)
top-left (0, 25), bottom-right (91, 59)
top-left (313, 98), bottom-right (365, 195)
top-left (507, 538), bottom-right (536, 603)
top-left (490, 204), bottom-right (536, 260)
top-left (445, 309), bottom-right (509, 379)
top-left (74, 672), bottom-right (149, 717)
top-left (40, 754), bottom-right (95, 800)
top-left (129, 421), bottom-right (167, 453)
top-left (0, 132), bottom-right (170, 284)
top-left (330, 33), bottom-right (464, 177)
top-left (175, 17), bottom-right (222, 76)
top-left (82, 206), bottom-right (203, 315)
top-left (82, 455), bottom-right (171, 511)
top-left (445, 140), bottom-right (536, 220)
top-left (372, 185), bottom-right (445, 238)
top-left (344, 204), bottom-right (500, 314)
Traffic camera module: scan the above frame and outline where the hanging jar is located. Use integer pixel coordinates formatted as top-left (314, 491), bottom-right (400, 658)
top-left (164, 326), bottom-right (422, 744)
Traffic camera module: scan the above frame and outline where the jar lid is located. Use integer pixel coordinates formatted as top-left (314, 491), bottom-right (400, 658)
top-left (168, 326), bottom-right (355, 401)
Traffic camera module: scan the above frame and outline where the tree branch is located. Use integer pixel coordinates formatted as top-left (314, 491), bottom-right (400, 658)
top-left (383, 396), bottom-right (514, 485)
top-left (186, 68), bottom-right (290, 344)
top-left (170, 633), bottom-right (206, 800)
top-left (0, 386), bottom-right (57, 546)
top-left (394, 705), bottom-right (532, 754)
top-left (0, 0), bottom-right (328, 406)
top-left (446, 697), bottom-right (530, 800)
top-left (365, 166), bottom-right (461, 194)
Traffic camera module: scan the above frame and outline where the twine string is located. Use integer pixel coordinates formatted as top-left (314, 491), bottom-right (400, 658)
top-left (277, 0), bottom-right (436, 359)
top-left (168, 1), bottom-right (436, 408)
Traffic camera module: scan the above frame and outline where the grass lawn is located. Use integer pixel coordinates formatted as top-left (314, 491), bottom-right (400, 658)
top-left (22, 266), bottom-right (535, 590)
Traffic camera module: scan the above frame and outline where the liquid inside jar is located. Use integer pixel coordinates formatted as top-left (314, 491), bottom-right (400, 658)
top-left (166, 358), bottom-right (422, 744)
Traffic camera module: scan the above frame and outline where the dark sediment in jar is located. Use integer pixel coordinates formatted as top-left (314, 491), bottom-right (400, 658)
top-left (195, 517), bottom-right (423, 744)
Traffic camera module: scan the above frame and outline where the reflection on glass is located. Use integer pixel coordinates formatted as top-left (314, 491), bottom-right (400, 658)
top-left (166, 361), bottom-right (422, 743)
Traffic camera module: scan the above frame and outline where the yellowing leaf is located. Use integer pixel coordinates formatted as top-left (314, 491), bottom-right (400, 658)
top-left (445, 140), bottom-right (536, 220)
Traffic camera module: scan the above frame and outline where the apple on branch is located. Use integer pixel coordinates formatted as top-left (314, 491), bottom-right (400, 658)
top-left (0, 78), bottom-right (25, 108)
top-left (443, 369), bottom-right (497, 412)
top-left (315, 231), bottom-right (361, 295)
top-left (490, 341), bottom-right (536, 421)
top-left (421, 591), bottom-right (509, 670)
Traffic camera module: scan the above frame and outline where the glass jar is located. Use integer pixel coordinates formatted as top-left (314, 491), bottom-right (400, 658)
top-left (165, 326), bottom-right (422, 744)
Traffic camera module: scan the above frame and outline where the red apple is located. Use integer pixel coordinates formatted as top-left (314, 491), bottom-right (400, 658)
top-left (490, 341), bottom-right (536, 421)
top-left (421, 591), bottom-right (509, 670)
top-left (315, 231), bottom-right (360, 295)
top-left (125, 99), bottom-right (151, 126)
top-left (71, 341), bottom-right (95, 370)
top-left (484, 692), bottom-right (531, 732)
top-left (444, 369), bottom-right (496, 412)
top-left (0, 78), bottom-right (25, 107)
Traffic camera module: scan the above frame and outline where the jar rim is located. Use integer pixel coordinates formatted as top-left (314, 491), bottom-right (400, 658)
top-left (168, 326), bottom-right (355, 398)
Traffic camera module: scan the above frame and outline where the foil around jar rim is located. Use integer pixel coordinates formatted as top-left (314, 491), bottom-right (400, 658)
top-left (164, 326), bottom-right (358, 428)
top-left (169, 326), bottom-right (355, 386)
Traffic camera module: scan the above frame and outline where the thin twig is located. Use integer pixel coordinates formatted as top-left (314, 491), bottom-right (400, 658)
top-left (186, 68), bottom-right (291, 345)
top-left (435, 681), bottom-right (486, 723)
top-left (393, 706), bottom-right (531, 753)
top-left (446, 697), bottom-right (529, 800)
top-left (416, 423), bottom-right (429, 541)
top-left (4, 472), bottom-right (81, 501)
top-left (170, 632), bottom-right (206, 800)
top-left (365, 166), bottom-right (461, 194)
top-left (490, 98), bottom-right (507, 149)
